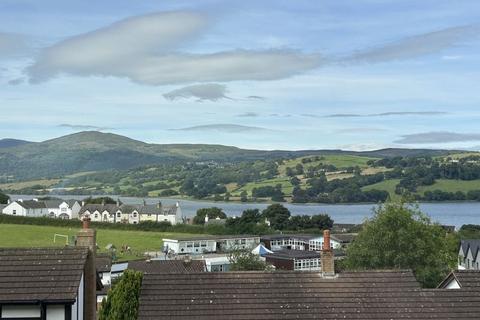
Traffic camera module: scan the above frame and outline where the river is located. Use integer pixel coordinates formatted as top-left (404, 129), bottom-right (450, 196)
top-left (8, 194), bottom-right (480, 228)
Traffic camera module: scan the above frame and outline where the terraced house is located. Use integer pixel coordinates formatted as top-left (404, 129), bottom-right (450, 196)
top-left (1, 199), bottom-right (81, 219)
top-left (79, 201), bottom-right (182, 225)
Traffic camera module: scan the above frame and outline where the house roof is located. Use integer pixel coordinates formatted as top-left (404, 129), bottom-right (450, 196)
top-left (44, 199), bottom-right (64, 208)
top-left (260, 233), bottom-right (355, 244)
top-left (95, 254), bottom-right (112, 273)
top-left (16, 200), bottom-right (46, 209)
top-left (460, 239), bottom-right (480, 260)
top-left (79, 203), bottom-right (120, 215)
top-left (138, 270), bottom-right (480, 319)
top-left (438, 270), bottom-right (480, 289)
top-left (164, 234), bottom-right (260, 242)
top-left (265, 249), bottom-right (320, 260)
top-left (0, 247), bottom-right (88, 304)
top-left (128, 260), bottom-right (206, 274)
top-left (79, 203), bottom-right (178, 216)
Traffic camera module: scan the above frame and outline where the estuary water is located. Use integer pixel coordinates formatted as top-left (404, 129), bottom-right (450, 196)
top-left (8, 194), bottom-right (480, 228)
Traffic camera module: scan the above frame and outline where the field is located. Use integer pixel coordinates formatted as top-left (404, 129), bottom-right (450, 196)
top-left (0, 223), bottom-right (198, 261)
top-left (417, 179), bottom-right (480, 194)
top-left (278, 154), bottom-right (377, 175)
top-left (362, 179), bottom-right (401, 200)
top-left (0, 178), bottom-right (61, 191)
top-left (232, 177), bottom-right (294, 196)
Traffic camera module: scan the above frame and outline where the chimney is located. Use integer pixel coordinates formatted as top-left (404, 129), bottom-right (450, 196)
top-left (76, 217), bottom-right (97, 319)
top-left (321, 229), bottom-right (335, 278)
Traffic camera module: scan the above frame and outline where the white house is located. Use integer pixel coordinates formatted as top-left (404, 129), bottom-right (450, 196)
top-left (1, 199), bottom-right (48, 217)
top-left (44, 199), bottom-right (82, 219)
top-left (79, 201), bottom-right (183, 225)
top-left (458, 240), bottom-right (480, 270)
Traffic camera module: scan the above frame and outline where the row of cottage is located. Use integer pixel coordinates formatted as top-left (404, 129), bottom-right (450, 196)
top-left (0, 198), bottom-right (183, 224)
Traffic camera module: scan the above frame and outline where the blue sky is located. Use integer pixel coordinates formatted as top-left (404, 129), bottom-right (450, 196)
top-left (1, 0), bottom-right (480, 150)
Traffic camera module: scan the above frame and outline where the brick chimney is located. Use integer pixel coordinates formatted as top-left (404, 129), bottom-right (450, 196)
top-left (321, 229), bottom-right (335, 277)
top-left (76, 217), bottom-right (97, 319)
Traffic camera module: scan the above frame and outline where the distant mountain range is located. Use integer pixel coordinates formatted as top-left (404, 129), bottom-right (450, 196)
top-left (0, 131), bottom-right (462, 180)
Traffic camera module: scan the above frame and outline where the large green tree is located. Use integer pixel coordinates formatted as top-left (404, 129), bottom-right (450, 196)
top-left (262, 204), bottom-right (291, 230)
top-left (229, 249), bottom-right (272, 271)
top-left (99, 269), bottom-right (143, 320)
top-left (193, 207), bottom-right (227, 225)
top-left (344, 201), bottom-right (457, 288)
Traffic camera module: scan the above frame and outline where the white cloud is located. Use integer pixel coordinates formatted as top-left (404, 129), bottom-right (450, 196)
top-left (395, 131), bottom-right (480, 144)
top-left (171, 124), bottom-right (273, 133)
top-left (26, 11), bottom-right (321, 85)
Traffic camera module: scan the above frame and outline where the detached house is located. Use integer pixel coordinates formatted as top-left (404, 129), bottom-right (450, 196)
top-left (2, 199), bottom-right (48, 217)
top-left (458, 239), bottom-right (480, 270)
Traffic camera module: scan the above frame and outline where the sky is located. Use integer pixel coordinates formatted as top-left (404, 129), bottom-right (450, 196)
top-left (1, 0), bottom-right (480, 151)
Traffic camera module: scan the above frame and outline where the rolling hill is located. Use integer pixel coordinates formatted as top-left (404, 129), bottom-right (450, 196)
top-left (0, 138), bottom-right (32, 148)
top-left (0, 131), bottom-right (460, 180)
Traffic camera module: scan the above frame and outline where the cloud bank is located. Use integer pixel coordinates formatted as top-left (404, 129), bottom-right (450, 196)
top-left (26, 11), bottom-right (321, 85)
top-left (171, 124), bottom-right (272, 133)
top-left (395, 131), bottom-right (480, 144)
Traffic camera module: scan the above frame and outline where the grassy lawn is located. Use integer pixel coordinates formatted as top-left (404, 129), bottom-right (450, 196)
top-left (0, 223), bottom-right (198, 261)
top-left (417, 179), bottom-right (480, 194)
top-left (279, 155), bottom-right (377, 175)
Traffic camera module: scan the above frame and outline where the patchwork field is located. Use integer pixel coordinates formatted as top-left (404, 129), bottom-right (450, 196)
top-left (0, 223), bottom-right (198, 261)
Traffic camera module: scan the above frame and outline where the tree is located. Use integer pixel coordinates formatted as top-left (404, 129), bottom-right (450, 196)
top-left (262, 204), bottom-right (291, 230)
top-left (344, 201), bottom-right (456, 288)
top-left (99, 269), bottom-right (143, 320)
top-left (0, 191), bottom-right (10, 204)
top-left (240, 190), bottom-right (248, 202)
top-left (229, 249), bottom-right (272, 271)
top-left (193, 207), bottom-right (227, 225)
top-left (83, 196), bottom-right (117, 204)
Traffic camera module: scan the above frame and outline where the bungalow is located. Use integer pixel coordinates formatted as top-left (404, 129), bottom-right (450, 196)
top-left (264, 249), bottom-right (321, 271)
top-left (261, 233), bottom-right (354, 252)
top-left (0, 220), bottom-right (98, 320)
top-left (458, 239), bottom-right (480, 270)
top-left (163, 235), bottom-right (260, 255)
top-left (2, 199), bottom-right (48, 217)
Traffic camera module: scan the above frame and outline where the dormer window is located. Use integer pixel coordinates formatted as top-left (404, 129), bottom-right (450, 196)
top-left (133, 212), bottom-right (137, 218)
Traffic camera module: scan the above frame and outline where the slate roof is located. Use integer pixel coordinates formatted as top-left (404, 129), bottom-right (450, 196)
top-left (460, 239), bottom-right (480, 260)
top-left (138, 270), bottom-right (480, 319)
top-left (0, 247), bottom-right (88, 304)
top-left (17, 200), bottom-right (46, 209)
top-left (79, 203), bottom-right (119, 214)
top-left (128, 260), bottom-right (206, 274)
top-left (44, 199), bottom-right (64, 208)
top-left (79, 203), bottom-right (178, 215)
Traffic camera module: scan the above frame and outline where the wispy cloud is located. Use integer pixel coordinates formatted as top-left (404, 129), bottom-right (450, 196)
top-left (325, 111), bottom-right (447, 118)
top-left (171, 124), bottom-right (272, 133)
top-left (395, 131), bottom-right (480, 144)
top-left (236, 112), bottom-right (259, 117)
top-left (0, 33), bottom-right (31, 58)
top-left (246, 95), bottom-right (266, 100)
top-left (336, 128), bottom-right (387, 134)
top-left (344, 24), bottom-right (480, 63)
top-left (163, 83), bottom-right (231, 101)
top-left (7, 78), bottom-right (24, 86)
top-left (59, 124), bottom-right (113, 131)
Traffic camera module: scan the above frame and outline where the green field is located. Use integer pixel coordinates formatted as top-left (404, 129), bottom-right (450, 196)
top-left (362, 179), bottom-right (401, 200)
top-left (0, 223), bottom-right (197, 261)
top-left (417, 179), bottom-right (480, 194)
top-left (279, 154), bottom-right (377, 174)
top-left (232, 177), bottom-right (294, 196)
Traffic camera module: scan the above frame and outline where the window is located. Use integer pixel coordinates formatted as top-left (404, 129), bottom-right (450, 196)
top-left (117, 212), bottom-right (121, 217)
top-left (12, 210), bottom-right (16, 215)
top-left (133, 212), bottom-right (137, 218)
top-left (94, 213), bottom-right (98, 218)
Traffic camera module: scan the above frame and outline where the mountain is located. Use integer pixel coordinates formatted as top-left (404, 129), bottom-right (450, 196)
top-left (0, 139), bottom-right (32, 148)
top-left (0, 131), bottom-right (462, 180)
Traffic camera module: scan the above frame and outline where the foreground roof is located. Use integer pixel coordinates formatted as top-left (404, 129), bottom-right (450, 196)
top-left (461, 239), bottom-right (480, 260)
top-left (138, 270), bottom-right (480, 319)
top-left (0, 247), bottom-right (88, 303)
top-left (438, 270), bottom-right (480, 290)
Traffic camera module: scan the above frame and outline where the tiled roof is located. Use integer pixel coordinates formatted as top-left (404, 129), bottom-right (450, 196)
top-left (128, 260), bottom-right (206, 274)
top-left (79, 203), bottom-right (119, 214)
top-left (138, 270), bottom-right (480, 319)
top-left (439, 270), bottom-right (480, 290)
top-left (95, 254), bottom-right (112, 273)
top-left (0, 247), bottom-right (88, 303)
